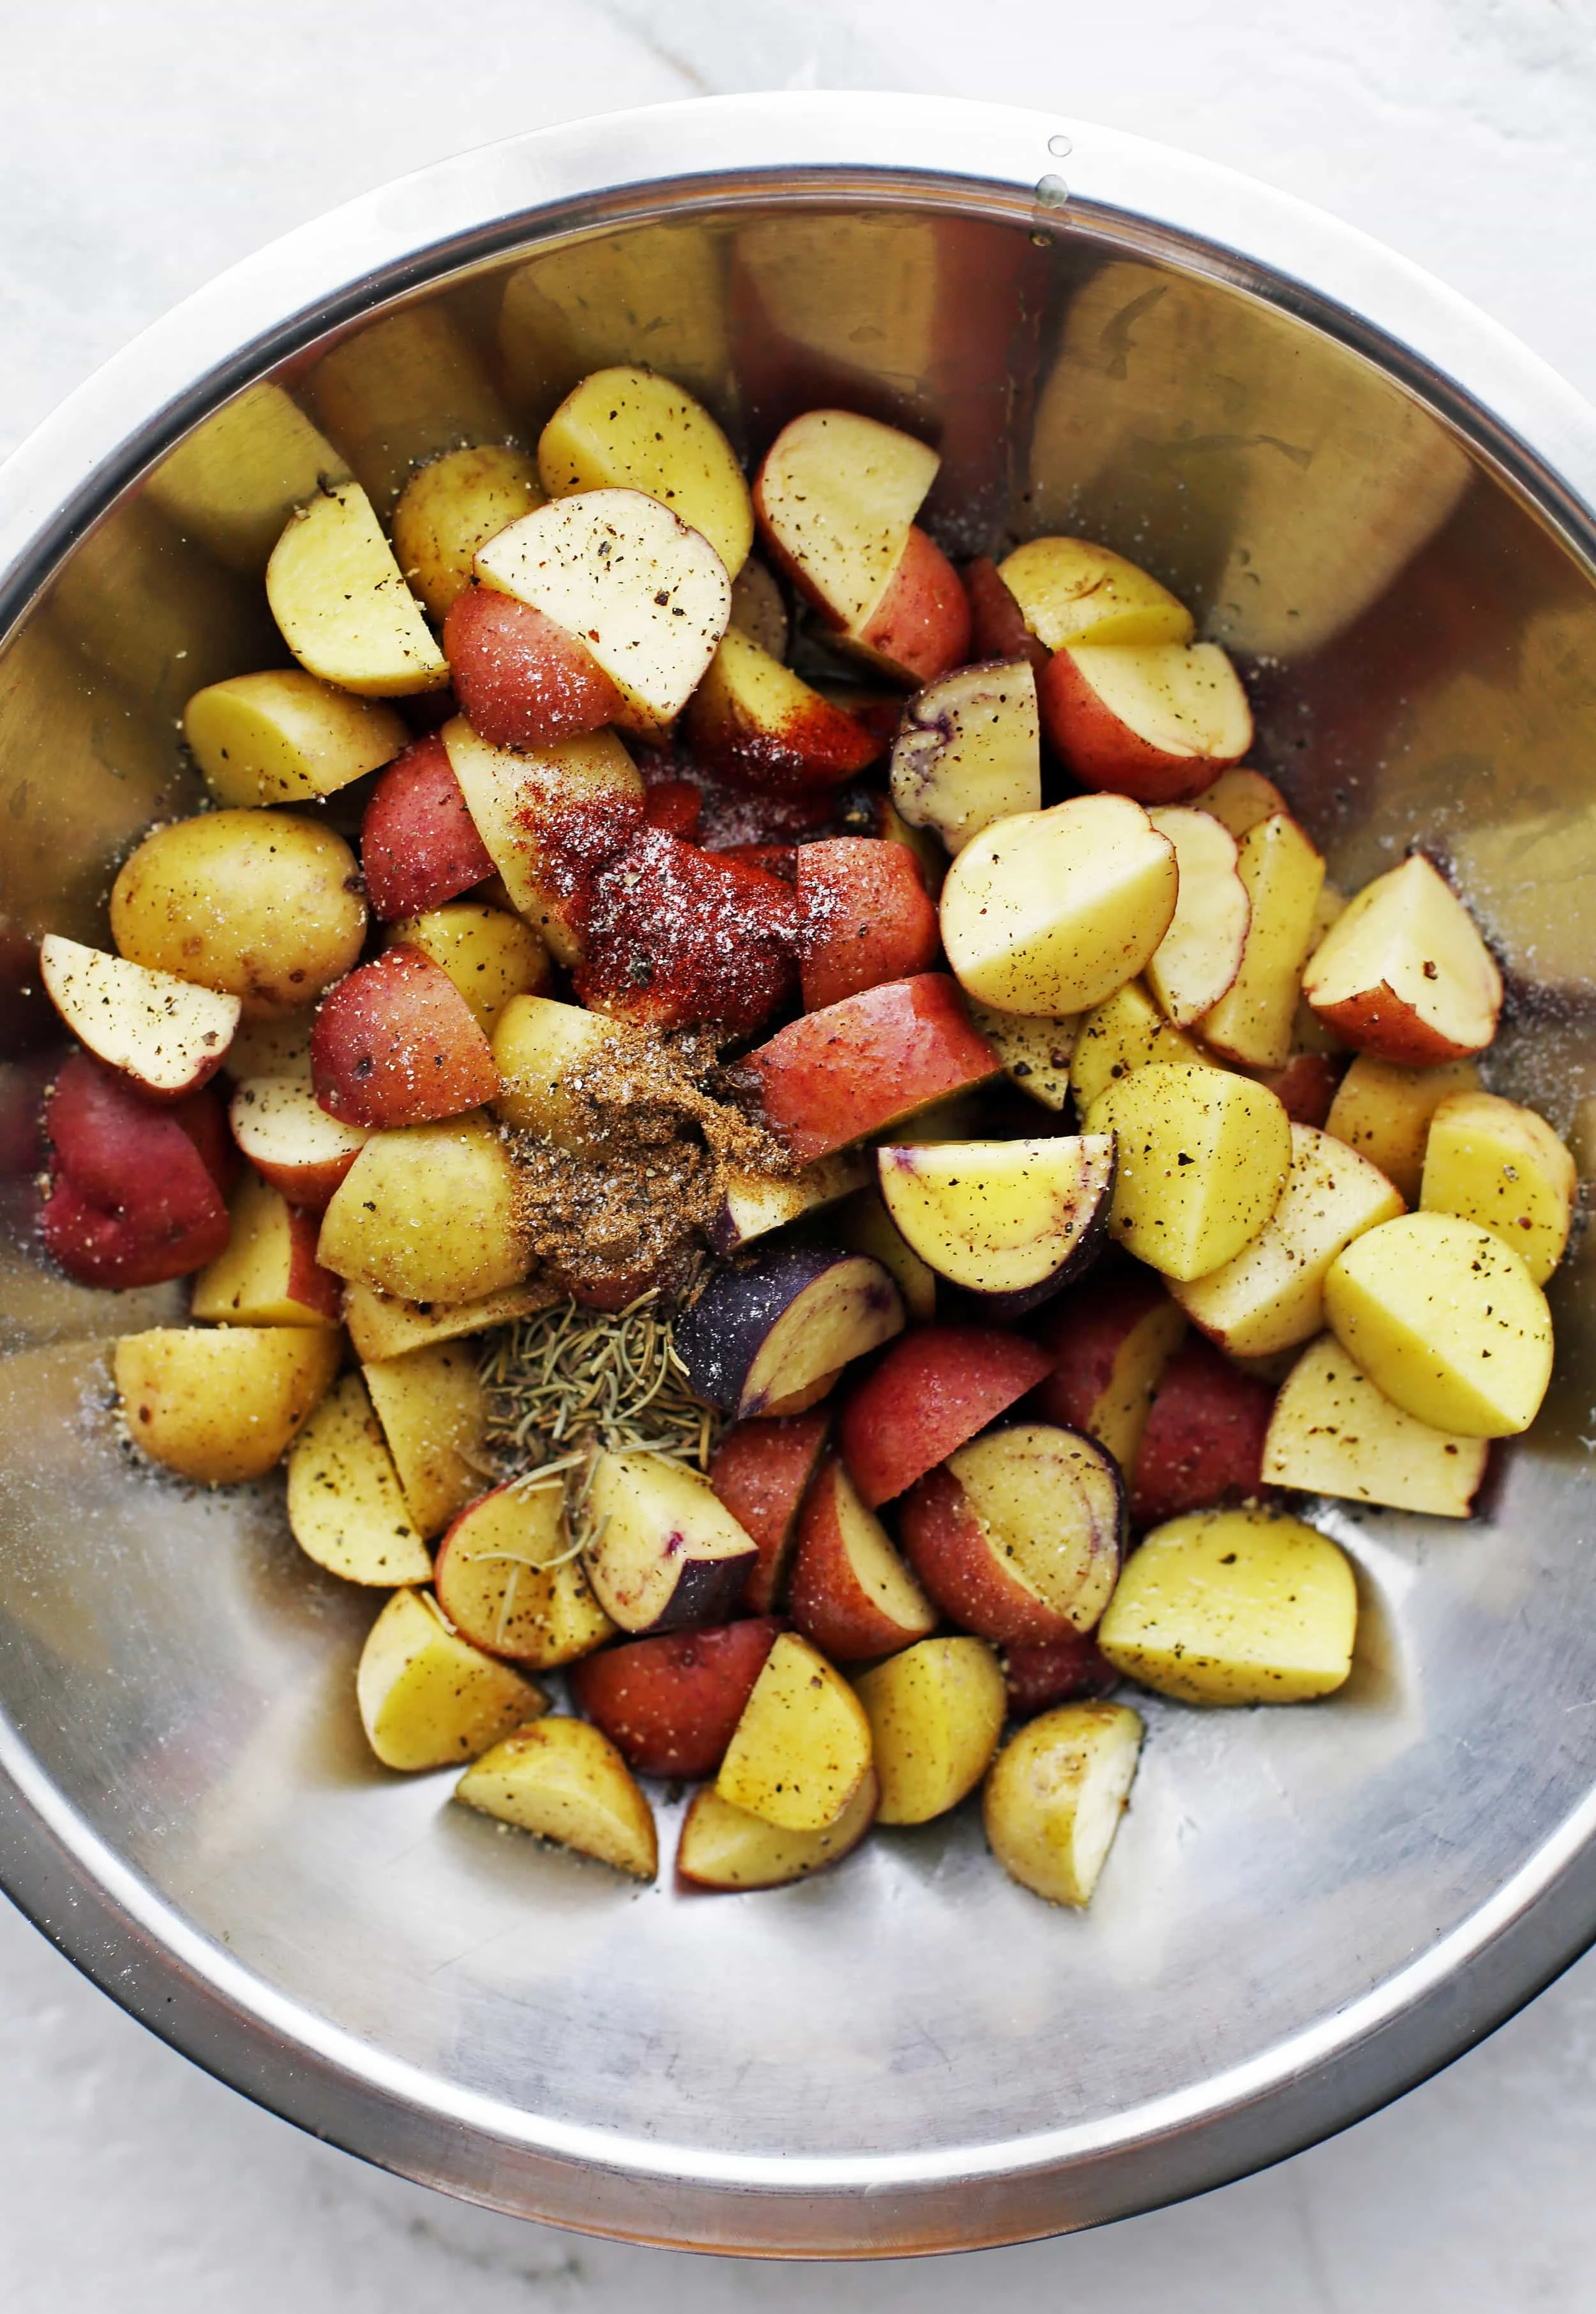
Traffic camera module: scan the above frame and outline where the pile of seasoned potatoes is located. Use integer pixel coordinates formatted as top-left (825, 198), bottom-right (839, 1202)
top-left (24, 329), bottom-right (1577, 1914)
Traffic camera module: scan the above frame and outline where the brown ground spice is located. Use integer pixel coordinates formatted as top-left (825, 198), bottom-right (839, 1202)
top-left (504, 1025), bottom-right (788, 1307)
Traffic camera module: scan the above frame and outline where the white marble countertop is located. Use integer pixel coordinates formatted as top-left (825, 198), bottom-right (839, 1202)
top-left (5, 1), bottom-right (1596, 2303)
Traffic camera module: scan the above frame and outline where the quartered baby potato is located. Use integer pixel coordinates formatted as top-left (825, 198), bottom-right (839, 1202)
top-left (36, 356), bottom-right (1569, 1916)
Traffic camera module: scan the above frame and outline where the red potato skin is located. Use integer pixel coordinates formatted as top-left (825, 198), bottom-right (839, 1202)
top-left (1030, 1264), bottom-right (1177, 1436)
top-left (282, 1201), bottom-right (345, 1322)
top-left (571, 829), bottom-right (798, 1036)
top-left (898, 1462), bottom-right (1081, 1646)
top-left (1038, 647), bottom-right (1247, 805)
top-left (40, 1052), bottom-right (230, 1288)
top-left (1249, 1051), bottom-right (1343, 1128)
top-left (169, 1087), bottom-right (237, 1200)
top-left (0, 1052), bottom-right (57, 1176)
top-left (716, 842), bottom-right (799, 883)
top-left (708, 1410), bottom-right (831, 1613)
top-left (569, 1618), bottom-right (785, 1778)
top-left (442, 585), bottom-right (624, 755)
top-left (797, 839), bottom-right (941, 1012)
top-left (1129, 1334), bottom-right (1275, 1530)
top-left (745, 972), bottom-right (1002, 1163)
top-left (310, 947), bottom-right (497, 1130)
top-left (360, 733), bottom-right (494, 922)
top-left (641, 779), bottom-right (704, 841)
top-left (787, 1452), bottom-right (936, 1662)
top-left (1002, 1633), bottom-right (1121, 1717)
top-left (962, 557), bottom-right (1050, 674)
top-left (838, 1325), bottom-right (1051, 1507)
top-left (1305, 987), bottom-right (1488, 1068)
top-left (243, 1146), bottom-right (359, 1214)
top-left (684, 670), bottom-right (882, 797)
top-left (854, 527), bottom-right (972, 685)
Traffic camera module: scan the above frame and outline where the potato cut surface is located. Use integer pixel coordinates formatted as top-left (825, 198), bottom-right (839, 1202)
top-left (357, 1588), bottom-right (545, 1773)
top-left (1264, 1334), bottom-right (1489, 1518)
top-left (1199, 811), bottom-right (1325, 1069)
top-left (756, 409), bottom-right (938, 633)
top-left (940, 793), bottom-right (1178, 1016)
top-left (363, 1339), bottom-right (488, 1538)
top-left (40, 935), bottom-right (241, 1099)
top-left (442, 717), bottom-right (643, 961)
top-left (387, 903), bottom-right (551, 1037)
top-left (1420, 1091), bottom-right (1576, 1286)
top-left (1143, 807), bottom-right (1251, 1027)
top-left (342, 1277), bottom-right (554, 1363)
top-left (677, 1771), bottom-right (879, 1891)
top-left (190, 1173), bottom-right (340, 1328)
top-left (855, 1637), bottom-right (1006, 1826)
top-left (998, 537), bottom-right (1193, 650)
top-left (890, 659), bottom-right (1043, 855)
top-left (1171, 1122), bottom-right (1405, 1357)
top-left (1189, 767), bottom-right (1289, 839)
top-left (286, 1371), bottom-right (432, 1585)
top-left (1325, 1055), bottom-right (1483, 1203)
top-left (538, 366), bottom-right (752, 578)
top-left (582, 1450), bottom-right (758, 1634)
top-left (115, 1325), bottom-right (340, 1487)
top-left (877, 1134), bottom-right (1115, 1303)
top-left (1097, 1508), bottom-right (1357, 1705)
top-left (266, 480), bottom-right (448, 696)
top-left (983, 1702), bottom-right (1144, 1907)
top-left (1068, 978), bottom-right (1209, 1113)
top-left (391, 444), bottom-right (544, 621)
top-left (435, 1483), bottom-right (615, 1667)
top-left (948, 1423), bottom-right (1124, 1632)
top-left (456, 1718), bottom-right (658, 1879)
top-left (717, 1632), bottom-right (874, 1831)
top-left (1085, 1063), bottom-right (1292, 1281)
top-left (183, 668), bottom-right (407, 806)
top-left (1325, 1212), bottom-right (1553, 1437)
top-left (967, 1003), bottom-right (1078, 1112)
top-left (317, 1112), bottom-right (529, 1305)
top-left (1303, 853), bottom-right (1502, 1065)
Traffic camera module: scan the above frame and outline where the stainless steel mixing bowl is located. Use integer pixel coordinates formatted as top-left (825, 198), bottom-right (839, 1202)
top-left (4, 92), bottom-right (1596, 2259)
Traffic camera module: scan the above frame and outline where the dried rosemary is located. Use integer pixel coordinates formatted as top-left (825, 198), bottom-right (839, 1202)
top-left (476, 1290), bottom-right (722, 1561)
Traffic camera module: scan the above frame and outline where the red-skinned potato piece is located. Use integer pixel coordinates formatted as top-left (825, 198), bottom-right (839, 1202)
top-left (1039, 642), bottom-right (1252, 804)
top-left (1030, 1262), bottom-right (1187, 1475)
top-left (1249, 1051), bottom-right (1343, 1129)
top-left (744, 972), bottom-right (1002, 1163)
top-left (708, 1411), bottom-right (831, 1612)
top-left (569, 1618), bottom-right (785, 1779)
top-left (838, 1325), bottom-right (1051, 1506)
top-left (1002, 1632), bottom-right (1121, 1717)
top-left (572, 829), bottom-right (797, 1036)
top-left (684, 631), bottom-right (882, 795)
top-left (900, 1424), bottom-right (1124, 1646)
top-left (716, 841), bottom-right (798, 883)
top-left (228, 1076), bottom-right (368, 1211)
top-left (41, 1053), bottom-right (230, 1289)
top-left (641, 779), bottom-right (704, 841)
top-left (963, 557), bottom-right (1050, 674)
top-left (360, 734), bottom-right (493, 922)
top-left (797, 838), bottom-right (941, 1012)
top-left (443, 585), bottom-right (624, 755)
top-left (852, 526), bottom-right (972, 685)
top-left (787, 1452), bottom-right (937, 1661)
top-left (310, 948), bottom-right (497, 1130)
top-left (1129, 1333), bottom-right (1274, 1530)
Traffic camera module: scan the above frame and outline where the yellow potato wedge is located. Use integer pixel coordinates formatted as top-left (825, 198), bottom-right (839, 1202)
top-left (317, 1113), bottom-right (529, 1305)
top-left (183, 669), bottom-right (408, 807)
top-left (490, 993), bottom-right (627, 1149)
top-left (1324, 1211), bottom-right (1553, 1437)
top-left (677, 1771), bottom-right (879, 1891)
top-left (1420, 1090), bottom-right (1576, 1286)
top-left (854, 1637), bottom-right (1006, 1826)
top-left (967, 1003), bottom-right (1078, 1113)
top-left (1324, 1054), bottom-right (1483, 1203)
top-left (717, 1632), bottom-right (874, 1832)
top-left (357, 1588), bottom-right (544, 1772)
top-left (391, 444), bottom-right (544, 622)
top-left (983, 1702), bottom-right (1144, 1907)
top-left (1189, 767), bottom-right (1288, 839)
top-left (1085, 1062), bottom-right (1293, 1281)
top-left (891, 661), bottom-right (1043, 856)
top-left (433, 1483), bottom-right (615, 1668)
top-left (998, 536), bottom-right (1193, 650)
top-left (1171, 1121), bottom-right (1405, 1358)
top-left (362, 1339), bottom-right (488, 1538)
top-left (190, 1173), bottom-right (341, 1330)
top-left (285, 1371), bottom-right (432, 1584)
top-left (1097, 1506), bottom-right (1357, 1704)
top-left (538, 365), bottom-right (751, 578)
top-left (266, 481), bottom-right (448, 696)
top-left (1067, 978), bottom-right (1208, 1114)
top-left (1303, 852), bottom-right (1502, 1065)
top-left (342, 1278), bottom-right (554, 1364)
top-left (386, 903), bottom-right (552, 1035)
top-left (1264, 1333), bottom-right (1489, 1518)
top-left (115, 1325), bottom-right (340, 1486)
top-left (456, 1717), bottom-right (657, 1879)
top-left (940, 793), bottom-right (1178, 1016)
top-left (1200, 811), bottom-right (1325, 1069)
top-left (442, 717), bottom-right (643, 963)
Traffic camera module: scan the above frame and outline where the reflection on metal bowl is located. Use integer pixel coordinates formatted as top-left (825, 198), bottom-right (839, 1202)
top-left (3, 93), bottom-right (1596, 2258)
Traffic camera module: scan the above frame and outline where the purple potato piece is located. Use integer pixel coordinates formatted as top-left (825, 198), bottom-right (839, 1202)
top-left (875, 1133), bottom-right (1117, 1320)
top-left (582, 1450), bottom-right (759, 1634)
top-left (675, 1244), bottom-right (905, 1419)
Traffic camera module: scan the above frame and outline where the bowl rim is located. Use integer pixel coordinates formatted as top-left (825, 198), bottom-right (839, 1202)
top-left (5, 89), bottom-right (1596, 2257)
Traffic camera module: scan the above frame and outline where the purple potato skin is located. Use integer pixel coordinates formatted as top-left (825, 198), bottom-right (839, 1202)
top-left (640, 1549), bottom-right (756, 1637)
top-left (675, 1244), bottom-right (898, 1416)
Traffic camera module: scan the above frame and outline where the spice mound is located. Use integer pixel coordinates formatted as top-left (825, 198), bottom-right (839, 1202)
top-left (505, 1023), bottom-right (787, 1307)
